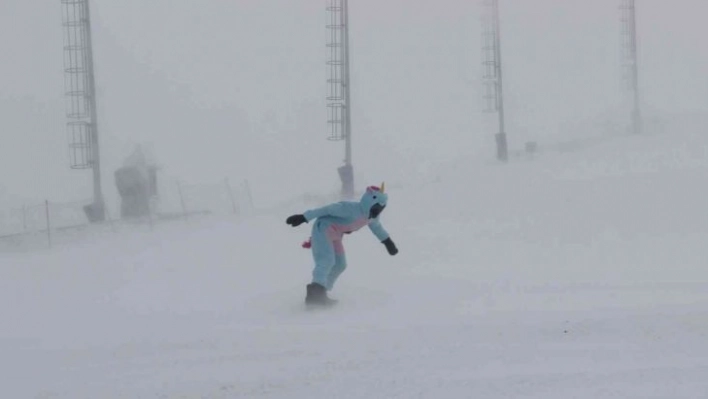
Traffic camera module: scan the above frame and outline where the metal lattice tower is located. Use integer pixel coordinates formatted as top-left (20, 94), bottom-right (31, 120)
top-left (481, 0), bottom-right (508, 162)
top-left (326, 0), bottom-right (354, 198)
top-left (620, 0), bottom-right (641, 135)
top-left (61, 0), bottom-right (105, 221)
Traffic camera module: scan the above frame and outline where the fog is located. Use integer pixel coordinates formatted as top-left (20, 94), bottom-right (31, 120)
top-left (0, 0), bottom-right (706, 209)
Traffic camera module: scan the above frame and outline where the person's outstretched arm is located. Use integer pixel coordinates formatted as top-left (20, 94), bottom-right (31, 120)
top-left (369, 219), bottom-right (398, 255)
top-left (286, 202), bottom-right (355, 227)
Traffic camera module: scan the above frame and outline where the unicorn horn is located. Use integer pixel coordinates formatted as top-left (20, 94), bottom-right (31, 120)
top-left (380, 182), bottom-right (385, 193)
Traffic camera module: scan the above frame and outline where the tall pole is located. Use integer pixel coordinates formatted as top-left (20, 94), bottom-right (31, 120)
top-left (482, 0), bottom-right (508, 162)
top-left (62, 0), bottom-right (105, 222)
top-left (327, 0), bottom-right (354, 198)
top-left (343, 0), bottom-right (352, 168)
top-left (492, 0), bottom-right (508, 162)
top-left (621, 0), bottom-right (641, 135)
top-left (83, 0), bottom-right (105, 217)
top-left (629, 1), bottom-right (641, 135)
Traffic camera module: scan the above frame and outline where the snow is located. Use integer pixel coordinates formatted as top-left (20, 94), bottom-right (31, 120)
top-left (3, 130), bottom-right (708, 398)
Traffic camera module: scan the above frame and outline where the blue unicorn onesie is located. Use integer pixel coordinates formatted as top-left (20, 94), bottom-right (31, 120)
top-left (286, 183), bottom-right (398, 306)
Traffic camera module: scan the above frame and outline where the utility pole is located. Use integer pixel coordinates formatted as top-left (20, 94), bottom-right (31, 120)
top-left (482, 0), bottom-right (508, 162)
top-left (343, 0), bottom-right (353, 173)
top-left (61, 0), bottom-right (105, 221)
top-left (620, 0), bottom-right (642, 135)
top-left (326, 0), bottom-right (354, 198)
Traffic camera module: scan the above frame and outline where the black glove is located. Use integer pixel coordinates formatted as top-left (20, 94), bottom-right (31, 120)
top-left (382, 237), bottom-right (398, 255)
top-left (286, 214), bottom-right (307, 227)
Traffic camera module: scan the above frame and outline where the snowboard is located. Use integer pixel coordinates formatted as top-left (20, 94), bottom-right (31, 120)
top-left (304, 299), bottom-right (338, 310)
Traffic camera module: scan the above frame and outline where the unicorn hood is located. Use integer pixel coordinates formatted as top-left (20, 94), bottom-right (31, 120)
top-left (359, 183), bottom-right (388, 219)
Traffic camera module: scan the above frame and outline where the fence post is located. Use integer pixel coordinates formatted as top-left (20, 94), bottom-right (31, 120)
top-left (45, 200), bottom-right (51, 248)
top-left (244, 179), bottom-right (254, 212)
top-left (177, 181), bottom-right (188, 221)
top-left (147, 200), bottom-right (154, 230)
top-left (225, 178), bottom-right (239, 215)
top-left (105, 205), bottom-right (117, 233)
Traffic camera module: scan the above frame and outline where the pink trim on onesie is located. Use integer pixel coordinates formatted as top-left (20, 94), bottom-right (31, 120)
top-left (327, 218), bottom-right (369, 254)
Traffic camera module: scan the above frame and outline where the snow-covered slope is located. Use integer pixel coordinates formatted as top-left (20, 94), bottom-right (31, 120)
top-left (3, 130), bottom-right (708, 398)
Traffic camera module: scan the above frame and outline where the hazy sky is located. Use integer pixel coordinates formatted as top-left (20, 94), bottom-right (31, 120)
top-left (0, 0), bottom-right (706, 210)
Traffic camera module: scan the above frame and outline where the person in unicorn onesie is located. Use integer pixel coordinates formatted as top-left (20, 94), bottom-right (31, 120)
top-left (286, 183), bottom-right (398, 306)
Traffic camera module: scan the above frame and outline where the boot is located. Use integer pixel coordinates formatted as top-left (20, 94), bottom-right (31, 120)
top-left (305, 283), bottom-right (337, 307)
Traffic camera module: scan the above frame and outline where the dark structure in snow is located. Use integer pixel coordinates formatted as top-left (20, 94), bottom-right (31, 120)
top-left (114, 146), bottom-right (157, 219)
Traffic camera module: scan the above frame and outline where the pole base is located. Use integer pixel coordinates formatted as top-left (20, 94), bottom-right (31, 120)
top-left (496, 132), bottom-right (509, 162)
top-left (83, 201), bottom-right (106, 223)
top-left (338, 164), bottom-right (355, 200)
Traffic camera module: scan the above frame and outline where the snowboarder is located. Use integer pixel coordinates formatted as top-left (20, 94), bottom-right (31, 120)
top-left (286, 183), bottom-right (398, 306)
